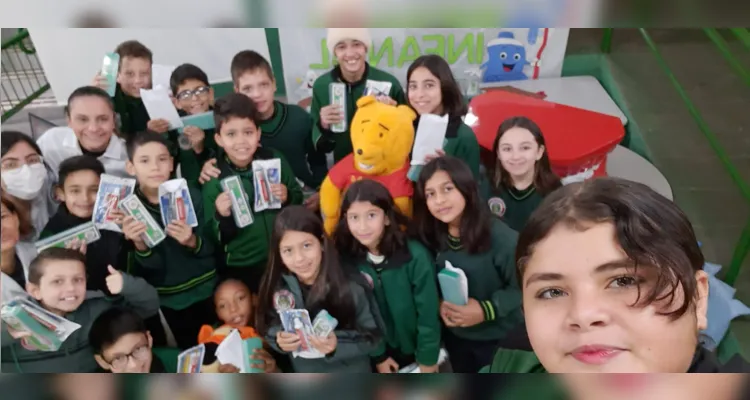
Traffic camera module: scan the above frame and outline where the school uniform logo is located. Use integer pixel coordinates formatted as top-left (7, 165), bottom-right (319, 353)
top-left (488, 197), bottom-right (507, 217)
top-left (273, 290), bottom-right (295, 312)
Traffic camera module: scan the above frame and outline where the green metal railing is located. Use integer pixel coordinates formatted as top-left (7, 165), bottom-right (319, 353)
top-left (1, 28), bottom-right (51, 123)
top-left (601, 28), bottom-right (750, 287)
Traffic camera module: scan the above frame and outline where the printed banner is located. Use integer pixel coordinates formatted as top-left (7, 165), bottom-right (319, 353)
top-left (278, 28), bottom-right (569, 109)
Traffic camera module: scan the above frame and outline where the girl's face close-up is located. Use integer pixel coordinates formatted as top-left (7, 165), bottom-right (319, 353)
top-left (334, 39), bottom-right (367, 76)
top-left (407, 66), bottom-right (443, 115)
top-left (424, 170), bottom-right (466, 228)
top-left (497, 126), bottom-right (544, 181)
top-left (279, 230), bottom-right (323, 285)
top-left (522, 221), bottom-right (708, 373)
top-left (346, 201), bottom-right (387, 253)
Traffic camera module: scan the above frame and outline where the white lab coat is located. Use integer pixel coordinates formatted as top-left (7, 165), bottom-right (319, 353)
top-left (36, 127), bottom-right (130, 180)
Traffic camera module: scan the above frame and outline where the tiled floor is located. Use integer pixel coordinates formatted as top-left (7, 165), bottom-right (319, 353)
top-left (568, 28), bottom-right (750, 356)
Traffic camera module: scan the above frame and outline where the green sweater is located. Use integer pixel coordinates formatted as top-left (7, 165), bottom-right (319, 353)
top-left (202, 148), bottom-right (303, 269)
top-left (0, 273), bottom-right (159, 373)
top-left (485, 185), bottom-right (545, 232)
top-left (260, 101), bottom-right (328, 189)
top-left (440, 117), bottom-right (481, 180)
top-left (112, 84), bottom-right (149, 142)
top-left (435, 219), bottom-right (522, 341)
top-left (170, 108), bottom-right (219, 189)
top-left (351, 240), bottom-right (441, 366)
top-left (310, 63), bottom-right (406, 162)
top-left (129, 186), bottom-right (218, 310)
top-left (264, 273), bottom-right (382, 373)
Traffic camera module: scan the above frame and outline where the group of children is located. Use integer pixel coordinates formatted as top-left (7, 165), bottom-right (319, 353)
top-left (2, 27), bottom-right (747, 376)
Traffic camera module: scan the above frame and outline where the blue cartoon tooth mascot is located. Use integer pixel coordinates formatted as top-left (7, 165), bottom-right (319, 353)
top-left (481, 31), bottom-right (530, 83)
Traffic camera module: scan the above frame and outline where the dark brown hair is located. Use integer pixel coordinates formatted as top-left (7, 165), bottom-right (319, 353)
top-left (406, 54), bottom-right (468, 119)
top-left (114, 40), bottom-right (153, 65)
top-left (213, 93), bottom-right (261, 133)
top-left (516, 177), bottom-right (704, 320)
top-left (489, 116), bottom-right (561, 196)
top-left (28, 247), bottom-right (87, 285)
top-left (0, 192), bottom-right (32, 238)
top-left (413, 156), bottom-right (492, 254)
top-left (256, 206), bottom-right (379, 343)
top-left (334, 179), bottom-right (409, 260)
top-left (230, 50), bottom-right (274, 84)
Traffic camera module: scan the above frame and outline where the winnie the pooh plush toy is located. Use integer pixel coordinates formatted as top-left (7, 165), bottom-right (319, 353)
top-left (196, 325), bottom-right (267, 373)
top-left (320, 96), bottom-right (417, 235)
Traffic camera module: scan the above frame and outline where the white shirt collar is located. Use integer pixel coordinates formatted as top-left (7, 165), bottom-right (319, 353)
top-left (62, 129), bottom-right (125, 160)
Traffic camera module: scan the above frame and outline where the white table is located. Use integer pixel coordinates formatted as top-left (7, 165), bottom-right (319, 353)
top-left (479, 76), bottom-right (628, 125)
top-left (607, 145), bottom-right (673, 200)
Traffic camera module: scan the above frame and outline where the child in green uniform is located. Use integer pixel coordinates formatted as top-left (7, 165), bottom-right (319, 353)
top-left (484, 116), bottom-right (561, 231)
top-left (198, 50), bottom-right (328, 209)
top-left (202, 93), bottom-right (303, 293)
top-left (488, 177), bottom-right (750, 375)
top-left (406, 54), bottom-right (481, 180)
top-left (311, 28), bottom-right (406, 162)
top-left (413, 156), bottom-right (522, 373)
top-left (256, 205), bottom-right (382, 373)
top-left (168, 63), bottom-right (219, 188)
top-left (334, 179), bottom-right (441, 373)
top-left (0, 248), bottom-right (159, 372)
top-left (122, 132), bottom-right (218, 349)
top-left (92, 40), bottom-right (161, 141)
top-left (90, 307), bottom-right (179, 373)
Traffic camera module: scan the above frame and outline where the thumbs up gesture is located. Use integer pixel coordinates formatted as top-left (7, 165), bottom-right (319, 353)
top-left (106, 265), bottom-right (124, 295)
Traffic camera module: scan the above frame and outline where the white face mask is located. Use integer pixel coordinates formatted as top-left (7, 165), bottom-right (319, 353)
top-left (1, 163), bottom-right (47, 200)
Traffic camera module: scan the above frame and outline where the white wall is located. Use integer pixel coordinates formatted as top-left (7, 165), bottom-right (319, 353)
top-left (28, 28), bottom-right (270, 105)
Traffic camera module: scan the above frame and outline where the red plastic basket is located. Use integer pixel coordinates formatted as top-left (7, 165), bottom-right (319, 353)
top-left (466, 90), bottom-right (625, 182)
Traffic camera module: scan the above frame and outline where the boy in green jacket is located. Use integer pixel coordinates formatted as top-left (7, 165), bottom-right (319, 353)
top-left (0, 248), bottom-right (159, 373)
top-left (311, 28), bottom-right (406, 162)
top-left (123, 132), bottom-right (218, 349)
top-left (202, 93), bottom-right (303, 293)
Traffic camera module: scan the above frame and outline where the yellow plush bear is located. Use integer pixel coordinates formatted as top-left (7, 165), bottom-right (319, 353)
top-left (320, 96), bottom-right (417, 235)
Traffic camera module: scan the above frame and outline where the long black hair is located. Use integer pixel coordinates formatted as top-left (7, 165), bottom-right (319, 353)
top-left (406, 54), bottom-right (468, 119)
top-left (256, 206), bottom-right (372, 337)
top-left (334, 179), bottom-right (409, 260)
top-left (489, 116), bottom-right (561, 195)
top-left (413, 156), bottom-right (492, 254)
top-left (1, 131), bottom-right (43, 159)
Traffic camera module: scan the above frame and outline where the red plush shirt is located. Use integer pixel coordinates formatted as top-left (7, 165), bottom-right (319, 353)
top-left (328, 154), bottom-right (413, 198)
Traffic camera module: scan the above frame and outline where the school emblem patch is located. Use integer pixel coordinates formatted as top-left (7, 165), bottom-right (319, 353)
top-left (488, 197), bottom-right (507, 217)
top-left (273, 289), bottom-right (295, 312)
top-left (361, 272), bottom-right (374, 289)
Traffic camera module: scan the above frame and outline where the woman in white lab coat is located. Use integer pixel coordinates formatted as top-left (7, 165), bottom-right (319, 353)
top-left (36, 86), bottom-right (129, 180)
top-left (1, 131), bottom-right (58, 241)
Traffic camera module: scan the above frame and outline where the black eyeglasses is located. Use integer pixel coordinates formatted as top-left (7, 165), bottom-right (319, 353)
top-left (176, 85), bottom-right (211, 101)
top-left (106, 344), bottom-right (150, 370)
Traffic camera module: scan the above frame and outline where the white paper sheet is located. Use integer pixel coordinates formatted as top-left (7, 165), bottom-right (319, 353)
top-left (444, 261), bottom-right (469, 305)
top-left (411, 114), bottom-right (449, 166)
top-left (140, 86), bottom-right (184, 130)
top-left (215, 329), bottom-right (248, 373)
top-left (151, 64), bottom-right (176, 93)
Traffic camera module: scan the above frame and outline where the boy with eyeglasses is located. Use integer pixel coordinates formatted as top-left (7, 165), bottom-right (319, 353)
top-left (167, 63), bottom-right (218, 187)
top-left (90, 307), bottom-right (179, 373)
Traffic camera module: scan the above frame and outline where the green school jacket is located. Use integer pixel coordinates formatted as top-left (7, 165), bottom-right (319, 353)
top-left (310, 63), bottom-right (406, 162)
top-left (483, 184), bottom-right (546, 232)
top-left (435, 219), bottom-right (522, 342)
top-left (351, 240), bottom-right (441, 366)
top-left (260, 101), bottom-right (328, 190)
top-left (129, 185), bottom-right (218, 310)
top-left (264, 273), bottom-right (382, 373)
top-left (0, 273), bottom-right (159, 373)
top-left (171, 108), bottom-right (219, 189)
top-left (202, 148), bottom-right (303, 269)
top-left (441, 118), bottom-right (482, 180)
top-left (112, 84), bottom-right (149, 142)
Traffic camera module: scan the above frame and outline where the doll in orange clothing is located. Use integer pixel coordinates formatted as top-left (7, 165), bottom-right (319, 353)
top-left (197, 279), bottom-right (279, 373)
